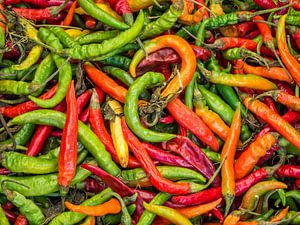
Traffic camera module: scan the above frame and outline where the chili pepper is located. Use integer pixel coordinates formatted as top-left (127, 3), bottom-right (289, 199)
top-left (221, 104), bottom-right (241, 215)
top-left (122, 165), bottom-right (206, 185)
top-left (276, 165), bottom-right (300, 179)
top-left (0, 80), bottom-right (41, 95)
top-left (49, 27), bottom-right (79, 48)
top-left (12, 1), bottom-right (69, 21)
top-left (103, 204), bottom-right (136, 225)
top-left (172, 160), bottom-right (282, 205)
top-left (269, 207), bottom-right (289, 222)
top-left (26, 100), bottom-right (66, 156)
top-left (0, 204), bottom-right (10, 225)
top-left (240, 181), bottom-right (287, 219)
top-left (88, 90), bottom-right (140, 168)
top-left (58, 80), bottom-right (78, 191)
top-left (235, 133), bottom-right (278, 180)
top-left (277, 14), bottom-right (300, 85)
top-left (2, 185), bottom-right (45, 225)
top-left (124, 72), bottom-right (175, 142)
top-left (161, 135), bottom-right (220, 186)
top-left (140, 0), bottom-right (183, 40)
top-left (49, 188), bottom-right (112, 225)
top-left (29, 28), bottom-right (72, 109)
top-left (14, 214), bottom-right (28, 225)
top-left (11, 110), bottom-right (121, 176)
top-left (65, 198), bottom-right (121, 216)
top-left (206, 37), bottom-right (260, 51)
top-left (81, 178), bottom-right (105, 193)
top-left (75, 30), bottom-right (119, 45)
top-left (79, 216), bottom-right (95, 225)
top-left (106, 99), bottom-right (129, 168)
top-left (223, 210), bottom-right (243, 225)
top-left (241, 95), bottom-right (300, 149)
top-left (65, 29), bottom-right (90, 38)
top-left (198, 85), bottom-right (251, 141)
top-left (64, 11), bottom-right (144, 60)
top-left (107, 0), bottom-right (133, 25)
top-left (62, 0), bottom-right (77, 26)
top-left (143, 202), bottom-right (193, 225)
top-left (81, 164), bottom-right (134, 197)
top-left (77, 0), bottom-right (128, 30)
top-left (184, 72), bottom-right (197, 109)
top-left (0, 84), bottom-right (58, 118)
top-left (99, 55), bottom-right (131, 70)
top-left (142, 142), bottom-right (192, 168)
top-left (179, 0), bottom-right (206, 25)
top-left (242, 62), bottom-right (292, 83)
top-left (121, 117), bottom-right (193, 195)
top-left (0, 169), bottom-right (10, 175)
top-left (3, 208), bottom-right (17, 224)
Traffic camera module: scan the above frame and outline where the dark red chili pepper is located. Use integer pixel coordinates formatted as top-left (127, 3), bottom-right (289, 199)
top-left (253, 0), bottom-right (276, 9)
top-left (58, 80), bottom-right (78, 189)
top-left (3, 208), bottom-right (17, 223)
top-left (121, 117), bottom-right (191, 195)
top-left (50, 130), bottom-right (62, 138)
top-left (3, 41), bottom-right (20, 60)
top-left (76, 90), bottom-right (92, 115)
top-left (26, 101), bottom-right (66, 156)
top-left (243, 30), bottom-right (260, 39)
top-left (159, 115), bottom-right (175, 124)
top-left (14, 214), bottom-right (28, 225)
top-left (263, 97), bottom-right (278, 114)
top-left (0, 168), bottom-right (10, 175)
top-left (2, 202), bottom-right (14, 210)
top-left (153, 64), bottom-right (172, 81)
top-left (88, 90), bottom-right (140, 168)
top-left (81, 164), bottom-right (135, 197)
top-left (0, 85), bottom-right (58, 118)
top-left (83, 178), bottom-right (106, 193)
top-left (161, 135), bottom-right (220, 186)
top-left (79, 107), bottom-right (89, 123)
top-left (296, 179), bottom-right (300, 188)
top-left (236, 22), bottom-right (257, 37)
top-left (211, 208), bottom-right (224, 223)
top-left (142, 142), bottom-right (193, 169)
top-left (171, 166), bottom-right (277, 205)
top-left (274, 81), bottom-right (295, 96)
top-left (257, 145), bottom-right (280, 166)
top-left (179, 126), bottom-right (187, 137)
top-left (276, 165), bottom-right (300, 179)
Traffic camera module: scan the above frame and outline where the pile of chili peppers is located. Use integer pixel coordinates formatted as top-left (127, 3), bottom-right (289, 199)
top-left (0, 0), bottom-right (299, 224)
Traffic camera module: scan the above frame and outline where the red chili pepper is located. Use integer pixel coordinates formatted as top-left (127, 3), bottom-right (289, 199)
top-left (263, 97), bottom-right (278, 113)
top-left (167, 98), bottom-right (219, 151)
top-left (83, 15), bottom-right (97, 29)
top-left (179, 125), bottom-right (187, 137)
top-left (161, 135), bottom-right (220, 186)
top-left (79, 107), bottom-right (89, 123)
top-left (0, 168), bottom-right (10, 175)
top-left (14, 215), bottom-right (28, 225)
top-left (211, 208), bottom-right (224, 223)
top-left (88, 90), bottom-right (140, 168)
top-left (296, 179), bottom-right (300, 188)
top-left (26, 101), bottom-right (66, 156)
top-left (2, 202), bottom-right (14, 210)
top-left (253, 0), bottom-right (276, 9)
top-left (121, 117), bottom-right (191, 195)
top-left (83, 178), bottom-right (106, 193)
top-left (159, 115), bottom-right (175, 124)
top-left (142, 142), bottom-right (193, 169)
top-left (58, 80), bottom-right (78, 189)
top-left (291, 0), bottom-right (300, 10)
top-left (276, 165), bottom-right (300, 179)
top-left (275, 81), bottom-right (295, 96)
top-left (236, 22), bottom-right (257, 37)
top-left (153, 64), bottom-right (172, 81)
top-left (107, 0), bottom-right (133, 25)
top-left (4, 0), bottom-right (74, 7)
top-left (0, 85), bottom-right (58, 118)
top-left (171, 166), bottom-right (277, 205)
top-left (243, 30), bottom-right (260, 39)
top-left (3, 208), bottom-right (17, 223)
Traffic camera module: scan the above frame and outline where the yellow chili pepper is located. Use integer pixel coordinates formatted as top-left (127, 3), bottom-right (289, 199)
top-left (80, 216), bottom-right (95, 225)
top-left (65, 29), bottom-right (90, 38)
top-left (107, 99), bottom-right (129, 168)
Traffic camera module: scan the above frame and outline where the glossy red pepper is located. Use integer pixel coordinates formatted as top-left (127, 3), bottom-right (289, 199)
top-left (276, 165), bottom-right (300, 179)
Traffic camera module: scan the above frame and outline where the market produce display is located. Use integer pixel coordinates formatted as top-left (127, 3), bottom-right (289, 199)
top-left (0, 0), bottom-right (299, 224)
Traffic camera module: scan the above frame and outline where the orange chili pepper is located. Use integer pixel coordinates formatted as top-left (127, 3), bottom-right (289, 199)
top-left (80, 216), bottom-right (95, 225)
top-left (266, 90), bottom-right (300, 112)
top-left (234, 132), bottom-right (278, 180)
top-left (270, 207), bottom-right (289, 222)
top-left (236, 222), bottom-right (258, 225)
top-left (223, 210), bottom-right (243, 225)
top-left (130, 35), bottom-right (196, 98)
top-left (221, 104), bottom-right (241, 216)
top-left (277, 14), bottom-right (300, 85)
top-left (242, 95), bottom-right (300, 149)
top-left (178, 0), bottom-right (206, 25)
top-left (0, 3), bottom-right (6, 32)
top-left (62, 0), bottom-right (77, 26)
top-left (65, 198), bottom-right (121, 216)
top-left (153, 199), bottom-right (222, 225)
top-left (242, 62), bottom-right (293, 83)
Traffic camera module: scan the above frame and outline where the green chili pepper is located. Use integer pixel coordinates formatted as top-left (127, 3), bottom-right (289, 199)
top-left (198, 85), bottom-right (251, 141)
top-left (49, 27), bottom-right (79, 48)
top-left (185, 72), bottom-right (198, 109)
top-left (103, 204), bottom-right (136, 225)
top-left (0, 124), bottom-right (35, 146)
top-left (252, 209), bottom-right (275, 221)
top-left (202, 148), bottom-right (221, 163)
top-left (0, 80), bottom-right (40, 95)
top-left (102, 66), bottom-right (150, 100)
top-left (39, 142), bottom-right (85, 159)
top-left (11, 110), bottom-right (121, 176)
top-left (286, 15), bottom-right (300, 26)
top-left (77, 0), bottom-right (129, 30)
top-left (30, 54), bottom-right (56, 96)
top-left (0, 204), bottom-right (9, 225)
top-left (205, 12), bottom-right (252, 29)
top-left (1, 150), bottom-right (88, 174)
top-left (73, 14), bottom-right (85, 29)
top-left (0, 28), bottom-right (4, 62)
top-left (95, 43), bottom-right (140, 61)
top-left (176, 23), bottom-right (201, 40)
top-left (3, 184), bottom-right (45, 225)
top-left (0, 66), bottom-right (34, 80)
top-left (137, 192), bottom-right (171, 225)
top-left (28, 28), bottom-right (72, 108)
top-left (124, 72), bottom-right (175, 142)
top-left (286, 190), bottom-right (300, 203)
top-left (195, 20), bottom-right (209, 47)
top-left (75, 30), bottom-right (119, 45)
top-left (98, 55), bottom-right (131, 70)
top-left (279, 137), bottom-right (300, 156)
top-left (285, 211), bottom-right (300, 224)
top-left (121, 166), bottom-right (206, 184)
top-left (64, 11), bottom-right (144, 60)
top-left (49, 188), bottom-right (113, 225)
top-left (140, 0), bottom-right (183, 40)
top-left (0, 160), bottom-right (94, 196)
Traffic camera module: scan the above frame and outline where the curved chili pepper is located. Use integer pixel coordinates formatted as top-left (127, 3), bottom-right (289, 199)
top-left (58, 80), bottom-right (78, 191)
top-left (221, 105), bottom-right (241, 216)
top-left (276, 165), bottom-right (300, 179)
top-left (62, 0), bottom-right (77, 26)
top-left (277, 14), bottom-right (300, 85)
top-left (263, 90), bottom-right (300, 112)
top-left (270, 207), bottom-right (289, 222)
